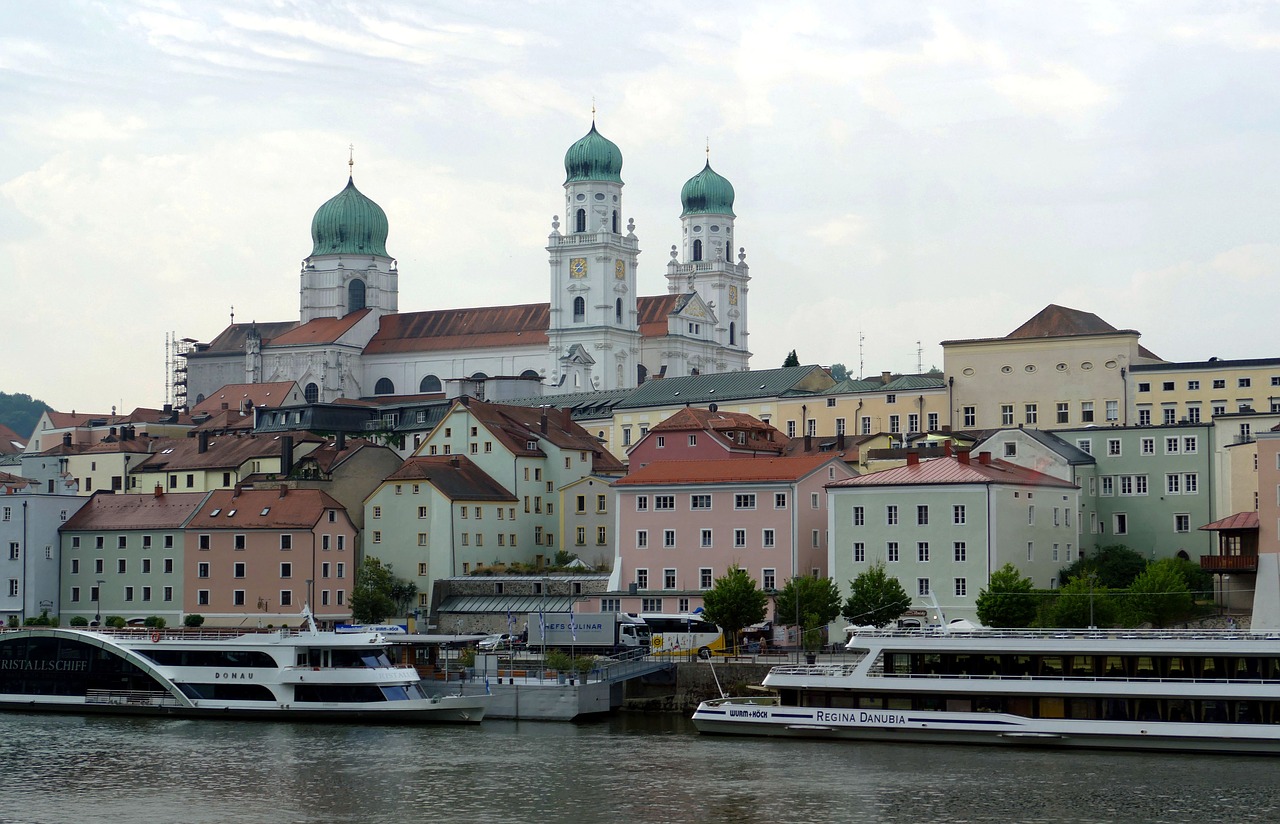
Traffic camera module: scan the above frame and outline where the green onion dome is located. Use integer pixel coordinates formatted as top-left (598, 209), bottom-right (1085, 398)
top-left (564, 122), bottom-right (623, 184)
top-left (310, 177), bottom-right (390, 256)
top-left (680, 161), bottom-right (736, 217)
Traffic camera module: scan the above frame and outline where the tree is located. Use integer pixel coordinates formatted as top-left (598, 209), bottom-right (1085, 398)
top-left (842, 562), bottom-right (911, 628)
top-left (0, 391), bottom-right (52, 442)
top-left (829, 363), bottom-right (850, 381)
top-left (1039, 576), bottom-right (1119, 628)
top-left (1162, 556), bottom-right (1213, 599)
top-left (1127, 559), bottom-right (1195, 628)
top-left (775, 576), bottom-right (843, 649)
top-left (782, 349), bottom-right (800, 367)
top-left (700, 565), bottom-right (768, 653)
top-left (975, 564), bottom-right (1037, 628)
top-left (350, 557), bottom-right (417, 624)
top-left (1058, 544), bottom-right (1147, 589)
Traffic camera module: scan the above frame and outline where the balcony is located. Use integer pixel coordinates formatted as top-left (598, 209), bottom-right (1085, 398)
top-left (1200, 554), bottom-right (1258, 573)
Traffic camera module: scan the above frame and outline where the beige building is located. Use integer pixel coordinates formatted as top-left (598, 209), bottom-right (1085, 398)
top-left (777, 374), bottom-right (949, 441)
top-left (1128, 358), bottom-right (1280, 426)
top-left (942, 305), bottom-right (1162, 432)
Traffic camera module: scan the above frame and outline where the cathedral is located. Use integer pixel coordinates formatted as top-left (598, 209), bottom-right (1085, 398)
top-left (183, 121), bottom-right (754, 406)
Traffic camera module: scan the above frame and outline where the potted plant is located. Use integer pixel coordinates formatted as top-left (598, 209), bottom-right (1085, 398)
top-left (545, 649), bottom-right (572, 683)
top-left (803, 612), bottom-right (823, 664)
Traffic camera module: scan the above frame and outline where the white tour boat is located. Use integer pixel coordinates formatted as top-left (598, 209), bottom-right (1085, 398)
top-left (0, 610), bottom-right (486, 724)
top-left (692, 627), bottom-right (1280, 753)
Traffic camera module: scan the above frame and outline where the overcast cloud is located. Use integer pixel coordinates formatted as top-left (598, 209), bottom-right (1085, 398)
top-left (3, 1), bottom-right (1279, 412)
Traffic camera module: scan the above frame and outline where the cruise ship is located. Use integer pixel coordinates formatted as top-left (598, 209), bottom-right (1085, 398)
top-left (0, 613), bottom-right (486, 723)
top-left (692, 627), bottom-right (1280, 753)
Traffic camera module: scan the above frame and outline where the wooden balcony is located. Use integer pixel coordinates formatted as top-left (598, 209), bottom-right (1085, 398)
top-left (1200, 554), bottom-right (1258, 573)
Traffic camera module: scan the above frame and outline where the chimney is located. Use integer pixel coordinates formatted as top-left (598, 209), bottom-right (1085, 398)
top-left (281, 435), bottom-right (294, 472)
top-left (881, 371), bottom-right (892, 385)
top-left (62, 433), bottom-right (72, 448)
top-left (450, 456), bottom-right (461, 468)
top-left (540, 409), bottom-right (549, 435)
top-left (837, 432), bottom-right (845, 451)
top-left (153, 484), bottom-right (163, 498)
top-left (943, 441), bottom-right (953, 457)
top-left (804, 433), bottom-right (812, 452)
top-left (278, 485), bottom-right (288, 498)
top-left (336, 431), bottom-right (346, 451)
top-left (958, 450), bottom-right (971, 465)
top-left (906, 452), bottom-right (920, 466)
top-left (978, 451), bottom-right (992, 465)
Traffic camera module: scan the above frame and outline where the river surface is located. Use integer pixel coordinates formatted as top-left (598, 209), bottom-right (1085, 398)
top-left (2, 712), bottom-right (1280, 823)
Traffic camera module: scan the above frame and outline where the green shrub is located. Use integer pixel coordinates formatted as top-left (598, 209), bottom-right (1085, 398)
top-left (143, 616), bottom-right (167, 629)
top-left (106, 616), bottom-right (126, 629)
top-left (183, 614), bottom-right (205, 628)
top-left (544, 648), bottom-right (572, 672)
top-left (458, 647), bottom-right (476, 667)
top-left (573, 656), bottom-right (595, 674)
top-left (70, 616), bottom-right (89, 627)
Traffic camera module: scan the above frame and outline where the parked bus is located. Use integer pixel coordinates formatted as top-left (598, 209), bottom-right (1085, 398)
top-left (638, 613), bottom-right (725, 659)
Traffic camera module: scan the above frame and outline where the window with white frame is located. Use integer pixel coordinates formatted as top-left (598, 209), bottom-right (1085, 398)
top-left (917, 505), bottom-right (929, 525)
top-left (700, 568), bottom-right (713, 589)
top-left (734, 529), bottom-right (746, 548)
top-left (663, 530), bottom-right (676, 548)
top-left (1175, 514), bottom-right (1190, 533)
top-left (654, 495), bottom-right (675, 510)
top-left (690, 494), bottom-right (712, 510)
top-left (852, 506), bottom-right (865, 526)
top-left (762, 569), bottom-right (777, 591)
top-left (954, 541), bottom-right (966, 562)
top-left (774, 493), bottom-right (788, 509)
top-left (762, 529), bottom-right (775, 548)
top-left (1166, 474), bottom-right (1181, 494)
top-left (1184, 473), bottom-right (1198, 494)
top-left (701, 529), bottom-right (713, 548)
top-left (917, 542), bottom-right (930, 562)
top-left (886, 505), bottom-right (898, 525)
top-left (954, 578), bottom-right (967, 597)
top-left (663, 569), bottom-right (677, 589)
top-left (853, 542), bottom-right (865, 563)
top-left (1107, 439), bottom-right (1121, 456)
top-left (735, 493), bottom-right (757, 510)
top-left (636, 495), bottom-right (648, 511)
top-left (917, 578), bottom-right (931, 596)
top-left (887, 542), bottom-right (899, 562)
top-left (636, 568), bottom-right (649, 589)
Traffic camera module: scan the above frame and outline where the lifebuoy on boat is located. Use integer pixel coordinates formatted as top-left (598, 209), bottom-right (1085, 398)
top-left (151, 632), bottom-right (161, 643)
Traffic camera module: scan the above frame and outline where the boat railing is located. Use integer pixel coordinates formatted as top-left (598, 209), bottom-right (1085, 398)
top-left (861, 671), bottom-right (1280, 686)
top-left (769, 663), bottom-right (862, 677)
top-left (700, 695), bottom-right (780, 708)
top-left (85, 689), bottom-right (182, 708)
top-left (845, 627), bottom-right (1280, 643)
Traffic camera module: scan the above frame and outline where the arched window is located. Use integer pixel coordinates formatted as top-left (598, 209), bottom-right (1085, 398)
top-left (575, 209), bottom-right (586, 232)
top-left (194, 393), bottom-right (206, 406)
top-left (419, 375), bottom-right (441, 393)
top-left (636, 364), bottom-right (648, 385)
top-left (612, 210), bottom-right (619, 233)
top-left (725, 241), bottom-right (731, 260)
top-left (615, 298), bottom-right (623, 323)
top-left (374, 378), bottom-right (395, 395)
top-left (469, 371), bottom-right (488, 381)
top-left (729, 322), bottom-right (736, 346)
top-left (348, 279), bottom-right (366, 313)
top-left (520, 369), bottom-right (540, 380)
top-left (304, 383), bottom-right (319, 404)
top-left (573, 296), bottom-right (585, 322)
top-left (693, 239), bottom-right (703, 262)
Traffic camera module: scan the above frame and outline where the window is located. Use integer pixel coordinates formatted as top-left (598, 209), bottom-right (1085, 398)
top-left (774, 493), bottom-right (787, 509)
top-left (762, 569), bottom-right (777, 591)
top-left (372, 531), bottom-right (382, 544)
top-left (1183, 436), bottom-right (1198, 454)
top-left (1113, 513), bottom-right (1128, 535)
top-left (1165, 436), bottom-right (1179, 454)
top-left (812, 529), bottom-right (821, 548)
top-left (762, 529), bottom-right (775, 548)
top-left (953, 505), bottom-right (966, 525)
top-left (690, 494), bottom-right (712, 510)
top-left (655, 495), bottom-right (675, 511)
top-left (1001, 405), bottom-right (1014, 426)
top-left (889, 415), bottom-right (900, 433)
top-left (1081, 401), bottom-right (1094, 423)
top-left (656, 436), bottom-right (666, 449)
top-left (662, 568), bottom-right (677, 590)
top-left (1101, 476), bottom-right (1114, 496)
top-left (597, 494), bottom-right (607, 513)
top-left (908, 414), bottom-right (920, 433)
top-left (164, 558), bottom-right (173, 574)
top-left (734, 494), bottom-right (757, 510)
top-left (234, 562), bottom-right (245, 578)
top-left (811, 493), bottom-right (820, 509)
top-left (1184, 473), bottom-right (1198, 494)
top-left (1027, 541), bottom-right (1034, 561)
top-left (917, 542), bottom-right (930, 562)
top-left (1077, 438), bottom-right (1091, 455)
top-left (1137, 408), bottom-right (1151, 426)
top-left (1239, 377), bottom-right (1252, 388)
top-left (280, 590), bottom-right (293, 607)
top-left (886, 394), bottom-right (897, 405)
top-left (954, 542), bottom-right (966, 562)
top-left (787, 421), bottom-right (796, 438)
top-left (1056, 402), bottom-right (1069, 424)
top-left (1105, 438), bottom-right (1121, 456)
top-left (954, 578), bottom-right (967, 597)
top-left (963, 407), bottom-right (976, 427)
top-left (836, 417), bottom-right (846, 435)
top-left (636, 569), bottom-right (649, 589)
top-left (576, 526), bottom-right (586, 546)
top-left (636, 530), bottom-right (649, 549)
top-left (663, 530), bottom-right (676, 548)
top-left (853, 542), bottom-right (865, 563)
top-left (861, 416), bottom-right (872, 435)
top-left (636, 495), bottom-right (648, 512)
top-left (1175, 514), bottom-right (1190, 533)
top-left (1141, 437), bottom-right (1154, 455)
top-left (198, 590), bottom-right (209, 606)
top-left (164, 586), bottom-right (173, 602)
top-left (917, 578), bottom-right (931, 596)
top-left (916, 505), bottom-right (929, 526)
top-left (701, 529), bottom-right (713, 548)
top-left (734, 529), bottom-right (746, 548)
top-left (928, 412), bottom-right (939, 431)
top-left (197, 562), bottom-right (210, 578)
top-left (852, 506), bottom-right (864, 526)
top-left (887, 542), bottom-right (899, 562)
top-left (1105, 400), bottom-right (1119, 421)
top-left (886, 505), bottom-right (898, 525)
top-left (198, 534), bottom-right (210, 550)
top-left (1166, 474), bottom-right (1181, 494)
top-left (280, 535), bottom-right (292, 550)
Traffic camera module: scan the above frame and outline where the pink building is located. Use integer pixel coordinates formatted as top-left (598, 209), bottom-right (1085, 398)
top-left (184, 487), bottom-right (356, 627)
top-left (609, 454), bottom-right (857, 613)
top-left (625, 407), bottom-right (787, 470)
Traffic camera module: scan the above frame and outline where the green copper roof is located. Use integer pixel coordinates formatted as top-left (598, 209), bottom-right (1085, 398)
top-left (310, 177), bottom-right (390, 257)
top-left (564, 122), bottom-right (623, 184)
top-left (680, 161), bottom-right (735, 217)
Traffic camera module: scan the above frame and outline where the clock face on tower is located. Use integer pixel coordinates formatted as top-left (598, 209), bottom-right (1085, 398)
top-left (615, 260), bottom-right (626, 280)
top-left (570, 258), bottom-right (587, 278)
top-left (728, 285), bottom-right (739, 305)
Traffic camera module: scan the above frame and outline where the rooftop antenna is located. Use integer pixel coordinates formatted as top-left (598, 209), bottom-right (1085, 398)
top-left (858, 331), bottom-right (865, 380)
top-left (916, 340), bottom-right (923, 375)
top-left (230, 305), bottom-right (235, 325)
top-left (348, 143), bottom-right (354, 178)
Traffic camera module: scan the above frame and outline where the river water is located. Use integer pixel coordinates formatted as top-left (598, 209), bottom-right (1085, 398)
top-left (2, 712), bottom-right (1280, 824)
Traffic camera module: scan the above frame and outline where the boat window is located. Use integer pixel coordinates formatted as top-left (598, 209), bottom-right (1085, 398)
top-left (1039, 656), bottom-right (1064, 677)
top-left (295, 684), bottom-right (385, 703)
top-left (1134, 656), bottom-right (1156, 678)
top-left (1037, 697), bottom-right (1064, 718)
top-left (1102, 656), bottom-right (1125, 678)
top-left (858, 696), bottom-right (884, 709)
top-left (1070, 655), bottom-right (1094, 677)
top-left (178, 682), bottom-right (275, 701)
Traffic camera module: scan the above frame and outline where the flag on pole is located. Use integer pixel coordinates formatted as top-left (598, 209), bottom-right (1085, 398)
top-left (506, 609), bottom-right (514, 630)
top-left (569, 609), bottom-right (577, 642)
top-left (539, 611), bottom-right (545, 639)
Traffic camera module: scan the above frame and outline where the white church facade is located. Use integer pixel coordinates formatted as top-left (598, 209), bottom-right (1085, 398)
top-left (183, 121), bottom-right (753, 406)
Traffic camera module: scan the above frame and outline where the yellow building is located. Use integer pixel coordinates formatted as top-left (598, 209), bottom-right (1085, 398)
top-left (1128, 358), bottom-right (1280, 426)
top-left (776, 373), bottom-right (949, 441)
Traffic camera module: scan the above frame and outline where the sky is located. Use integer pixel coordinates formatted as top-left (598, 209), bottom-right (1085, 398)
top-left (4, 1), bottom-right (1280, 415)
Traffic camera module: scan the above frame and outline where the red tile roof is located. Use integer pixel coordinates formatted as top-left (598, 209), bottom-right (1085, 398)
top-left (828, 453), bottom-right (1077, 488)
top-left (188, 322), bottom-right (300, 356)
top-left (187, 487), bottom-right (345, 529)
top-left (384, 455), bottom-right (516, 502)
top-left (0, 424), bottom-right (25, 454)
top-left (132, 433), bottom-right (322, 472)
top-left (1199, 511), bottom-right (1260, 531)
top-left (616, 454), bottom-right (840, 486)
top-left (638, 294), bottom-right (682, 337)
top-left (269, 309), bottom-right (372, 346)
top-left (454, 399), bottom-right (624, 472)
top-left (61, 490), bottom-right (210, 530)
top-left (1006, 304), bottom-right (1122, 339)
top-left (192, 383), bottom-right (301, 416)
top-left (0, 471), bottom-right (32, 492)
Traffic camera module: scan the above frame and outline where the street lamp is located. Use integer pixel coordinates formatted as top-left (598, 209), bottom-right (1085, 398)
top-left (94, 579), bottom-right (105, 626)
top-left (1223, 574), bottom-right (1231, 617)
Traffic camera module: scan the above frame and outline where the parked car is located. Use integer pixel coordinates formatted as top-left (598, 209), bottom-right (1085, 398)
top-left (477, 633), bottom-right (522, 651)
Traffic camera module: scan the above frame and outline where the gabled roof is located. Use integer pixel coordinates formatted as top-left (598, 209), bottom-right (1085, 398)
top-left (881, 375), bottom-right (946, 391)
top-left (828, 453), bottom-right (1077, 489)
top-left (79, 437), bottom-right (161, 456)
top-left (294, 438), bottom-right (386, 473)
top-left (637, 294), bottom-right (682, 337)
top-left (186, 321), bottom-right (300, 356)
top-left (1007, 305), bottom-right (1122, 339)
top-left (0, 424), bottom-right (25, 454)
top-left (61, 490), bottom-right (210, 530)
top-left (187, 487), bottom-right (346, 529)
top-left (0, 471), bottom-right (32, 492)
top-left (44, 411), bottom-right (115, 428)
top-left (615, 454), bottom-right (840, 486)
top-left (976, 428), bottom-right (1095, 466)
top-left (383, 455), bottom-right (516, 502)
top-left (192, 382), bottom-right (302, 416)
top-left (650, 406), bottom-right (781, 437)
top-left (269, 309), bottom-right (372, 346)
top-left (453, 399), bottom-right (624, 472)
top-left (1199, 511), bottom-right (1260, 531)
top-left (132, 433), bottom-right (321, 473)
top-left (618, 365), bottom-right (835, 409)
